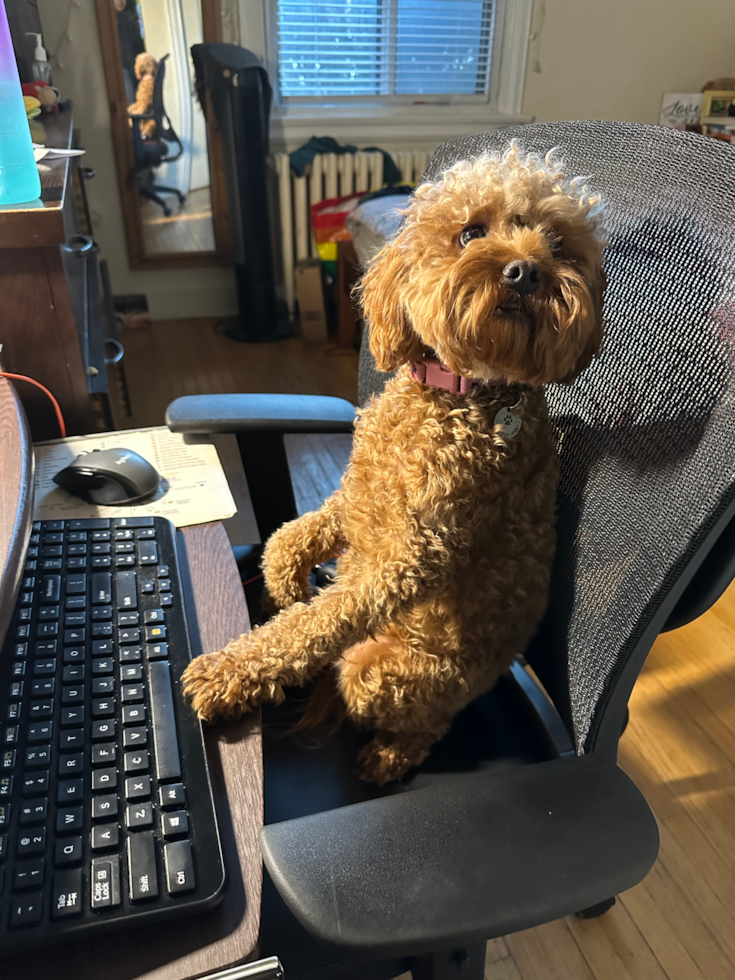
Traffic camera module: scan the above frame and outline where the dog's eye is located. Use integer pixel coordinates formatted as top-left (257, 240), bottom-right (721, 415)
top-left (548, 233), bottom-right (563, 254)
top-left (459, 225), bottom-right (487, 248)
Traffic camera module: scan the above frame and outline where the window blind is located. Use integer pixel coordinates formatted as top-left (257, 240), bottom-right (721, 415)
top-left (277, 0), bottom-right (496, 99)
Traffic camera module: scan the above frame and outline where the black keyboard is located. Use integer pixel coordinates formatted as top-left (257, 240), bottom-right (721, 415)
top-left (0, 517), bottom-right (224, 950)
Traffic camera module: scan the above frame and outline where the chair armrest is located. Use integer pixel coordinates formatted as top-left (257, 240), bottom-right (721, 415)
top-left (260, 755), bottom-right (658, 955)
top-left (166, 394), bottom-right (356, 435)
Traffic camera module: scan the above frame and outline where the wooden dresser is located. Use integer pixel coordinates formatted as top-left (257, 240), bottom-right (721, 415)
top-left (0, 104), bottom-right (118, 441)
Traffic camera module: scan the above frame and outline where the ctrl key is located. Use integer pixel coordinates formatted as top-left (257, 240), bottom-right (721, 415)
top-left (10, 893), bottom-right (43, 928)
top-left (164, 840), bottom-right (195, 895)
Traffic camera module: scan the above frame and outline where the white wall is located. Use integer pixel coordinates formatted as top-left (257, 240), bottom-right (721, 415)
top-left (38, 0), bottom-right (236, 320)
top-left (522, 0), bottom-right (735, 124)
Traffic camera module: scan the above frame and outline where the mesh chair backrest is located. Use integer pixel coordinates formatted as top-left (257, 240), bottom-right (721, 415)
top-left (358, 121), bottom-right (735, 752)
top-left (151, 55), bottom-right (176, 144)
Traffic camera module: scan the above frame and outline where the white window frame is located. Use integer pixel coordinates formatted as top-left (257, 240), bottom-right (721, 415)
top-left (236, 0), bottom-right (533, 145)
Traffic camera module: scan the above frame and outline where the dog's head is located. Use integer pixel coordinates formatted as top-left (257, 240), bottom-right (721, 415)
top-left (359, 144), bottom-right (606, 387)
top-left (135, 53), bottom-right (158, 79)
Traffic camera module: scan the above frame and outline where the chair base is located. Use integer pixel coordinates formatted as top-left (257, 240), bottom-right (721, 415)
top-left (575, 897), bottom-right (616, 918)
top-left (410, 943), bottom-right (486, 980)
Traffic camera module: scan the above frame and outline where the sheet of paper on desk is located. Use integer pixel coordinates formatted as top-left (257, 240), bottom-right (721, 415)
top-left (33, 426), bottom-right (237, 527)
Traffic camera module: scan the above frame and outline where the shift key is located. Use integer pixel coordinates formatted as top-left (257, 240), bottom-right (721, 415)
top-left (127, 832), bottom-right (158, 901)
top-left (117, 571), bottom-right (137, 610)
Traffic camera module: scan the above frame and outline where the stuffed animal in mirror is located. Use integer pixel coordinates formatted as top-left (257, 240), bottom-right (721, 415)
top-left (182, 144), bottom-right (606, 784)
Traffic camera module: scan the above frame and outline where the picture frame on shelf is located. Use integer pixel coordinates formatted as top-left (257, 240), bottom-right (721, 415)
top-left (700, 89), bottom-right (735, 142)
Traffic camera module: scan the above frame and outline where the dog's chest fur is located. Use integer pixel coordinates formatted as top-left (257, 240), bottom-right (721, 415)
top-left (337, 368), bottom-right (559, 634)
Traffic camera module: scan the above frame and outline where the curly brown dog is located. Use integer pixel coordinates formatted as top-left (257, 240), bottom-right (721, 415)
top-left (128, 53), bottom-right (158, 140)
top-left (183, 145), bottom-right (605, 784)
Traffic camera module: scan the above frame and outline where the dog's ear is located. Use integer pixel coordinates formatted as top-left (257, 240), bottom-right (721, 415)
top-left (359, 242), bottom-right (423, 372)
top-left (561, 265), bottom-right (606, 383)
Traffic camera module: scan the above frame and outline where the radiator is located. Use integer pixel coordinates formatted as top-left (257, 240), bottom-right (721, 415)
top-left (275, 149), bottom-right (431, 316)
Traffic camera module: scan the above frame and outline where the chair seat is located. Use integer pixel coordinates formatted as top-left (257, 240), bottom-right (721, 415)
top-left (259, 674), bottom-right (555, 979)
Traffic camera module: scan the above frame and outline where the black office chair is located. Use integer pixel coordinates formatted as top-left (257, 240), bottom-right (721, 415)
top-left (166, 121), bottom-right (735, 980)
top-left (129, 53), bottom-right (186, 217)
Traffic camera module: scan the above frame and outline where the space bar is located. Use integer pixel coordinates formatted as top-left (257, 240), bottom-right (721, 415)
top-left (148, 660), bottom-right (182, 781)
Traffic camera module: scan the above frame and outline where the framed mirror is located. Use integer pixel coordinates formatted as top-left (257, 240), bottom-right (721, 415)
top-left (95, 0), bottom-right (231, 268)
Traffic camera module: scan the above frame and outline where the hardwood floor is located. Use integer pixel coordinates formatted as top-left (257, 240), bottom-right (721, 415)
top-left (120, 318), bottom-right (735, 979)
top-left (140, 186), bottom-right (217, 254)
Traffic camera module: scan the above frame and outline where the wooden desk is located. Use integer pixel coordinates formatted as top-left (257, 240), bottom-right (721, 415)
top-left (0, 378), bottom-right (264, 978)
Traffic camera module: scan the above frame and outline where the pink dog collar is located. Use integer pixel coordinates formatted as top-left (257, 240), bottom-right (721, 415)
top-left (409, 356), bottom-right (507, 395)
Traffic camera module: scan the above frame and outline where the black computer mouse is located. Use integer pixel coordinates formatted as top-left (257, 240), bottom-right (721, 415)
top-left (53, 447), bottom-right (161, 505)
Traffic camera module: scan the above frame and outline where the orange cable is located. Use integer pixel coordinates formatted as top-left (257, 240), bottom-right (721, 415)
top-left (0, 372), bottom-right (67, 438)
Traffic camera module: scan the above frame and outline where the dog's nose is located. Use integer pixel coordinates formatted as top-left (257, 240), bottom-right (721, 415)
top-left (502, 260), bottom-right (542, 296)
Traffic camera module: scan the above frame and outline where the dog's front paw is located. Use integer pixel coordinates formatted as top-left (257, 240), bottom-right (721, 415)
top-left (358, 735), bottom-right (420, 785)
top-left (181, 645), bottom-right (284, 722)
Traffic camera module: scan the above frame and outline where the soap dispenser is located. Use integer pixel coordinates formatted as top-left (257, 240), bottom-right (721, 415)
top-left (26, 31), bottom-right (52, 84)
top-left (0, 0), bottom-right (42, 204)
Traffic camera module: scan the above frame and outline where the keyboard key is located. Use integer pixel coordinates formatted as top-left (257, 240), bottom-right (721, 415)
top-left (60, 729), bottom-right (84, 750)
top-left (17, 829), bottom-right (45, 856)
top-left (157, 565), bottom-right (170, 578)
top-left (43, 545), bottom-right (63, 557)
top-left (41, 559), bottom-right (63, 570)
top-left (5, 702), bottom-right (20, 722)
top-left (36, 622), bottom-right (58, 637)
top-left (9, 893), bottom-right (43, 927)
top-left (16, 624), bottom-right (30, 638)
top-left (0, 751), bottom-right (12, 771)
top-left (92, 542), bottom-right (111, 554)
top-left (137, 528), bottom-right (156, 539)
top-left (64, 612), bottom-right (86, 627)
top-left (27, 721), bottom-right (53, 743)
top-left (146, 642), bottom-right (168, 661)
top-left (92, 677), bottom-right (115, 695)
top-left (144, 608), bottom-right (165, 624)
top-left (46, 521), bottom-right (65, 530)
top-left (120, 665), bottom-right (142, 682)
top-left (63, 646), bottom-right (85, 663)
top-left (120, 646), bottom-right (142, 663)
top-left (91, 571), bottom-right (112, 605)
top-left (91, 530), bottom-right (110, 541)
top-left (61, 707), bottom-right (85, 727)
top-left (31, 679), bottom-right (54, 696)
top-left (62, 665), bottom-right (85, 683)
top-left (122, 684), bottom-right (145, 703)
top-left (92, 744), bottom-right (116, 765)
top-left (33, 659), bottom-right (56, 676)
top-left (92, 658), bottom-right (114, 675)
top-left (59, 753), bottom-right (83, 775)
top-left (38, 605), bottom-right (60, 620)
top-left (124, 751), bottom-right (149, 773)
top-left (125, 775), bottom-right (150, 800)
top-left (92, 640), bottom-right (114, 656)
top-left (127, 831), bottom-right (158, 901)
top-left (116, 555), bottom-right (135, 567)
top-left (92, 556), bottom-right (112, 568)
top-left (160, 594), bottom-right (173, 607)
top-left (114, 517), bottom-right (154, 527)
top-left (65, 595), bottom-right (86, 609)
top-left (92, 623), bottom-right (113, 638)
top-left (126, 802), bottom-right (153, 830)
top-left (25, 745), bottom-right (50, 768)
top-left (123, 727), bottom-right (147, 748)
top-left (91, 856), bottom-right (121, 908)
top-left (57, 778), bottom-right (83, 804)
top-left (62, 686), bottom-right (84, 703)
top-left (114, 529), bottom-right (134, 541)
top-left (55, 836), bottom-right (83, 866)
top-left (149, 661), bottom-right (181, 781)
top-left (91, 823), bottom-right (119, 851)
top-left (0, 776), bottom-right (12, 797)
top-left (118, 612), bottom-right (139, 626)
top-left (119, 628), bottom-right (141, 644)
top-left (64, 628), bottom-right (85, 644)
top-left (0, 802), bottom-right (9, 827)
top-left (93, 794), bottom-right (118, 820)
top-left (4, 726), bottom-right (18, 745)
top-left (162, 810), bottom-right (189, 838)
top-left (164, 841), bottom-right (195, 895)
top-left (93, 698), bottom-right (116, 718)
top-left (11, 662), bottom-right (27, 677)
top-left (14, 858), bottom-right (44, 891)
top-left (115, 542), bottom-right (134, 554)
top-left (66, 558), bottom-right (87, 569)
top-left (145, 625), bottom-right (166, 642)
top-left (51, 868), bottom-right (83, 918)
top-left (70, 519), bottom-right (108, 530)
top-left (92, 605), bottom-right (113, 620)
top-left (19, 799), bottom-right (47, 825)
top-left (66, 574), bottom-right (86, 595)
top-left (56, 807), bottom-right (83, 833)
top-left (116, 570), bottom-right (138, 610)
top-left (0, 834), bottom-right (6, 861)
top-left (93, 720), bottom-right (116, 741)
top-left (92, 767), bottom-right (117, 792)
top-left (44, 530), bottom-right (64, 542)
top-left (68, 532), bottom-right (88, 543)
top-left (122, 705), bottom-right (146, 726)
top-left (21, 772), bottom-right (48, 796)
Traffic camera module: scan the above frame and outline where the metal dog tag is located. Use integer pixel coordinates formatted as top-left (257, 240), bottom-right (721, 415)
top-left (494, 406), bottom-right (522, 439)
